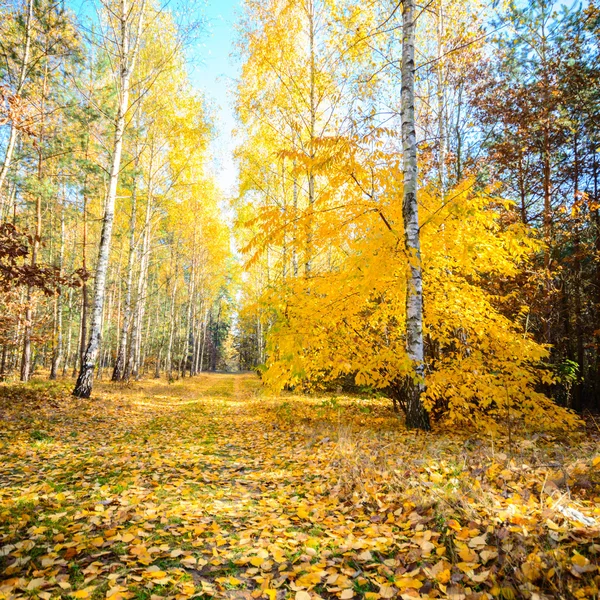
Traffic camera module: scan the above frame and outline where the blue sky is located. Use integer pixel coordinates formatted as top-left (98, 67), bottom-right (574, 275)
top-left (187, 0), bottom-right (241, 196)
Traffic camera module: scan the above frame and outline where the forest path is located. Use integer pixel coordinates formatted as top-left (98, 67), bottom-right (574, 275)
top-left (0, 373), bottom-right (400, 599)
top-left (1, 374), bottom-right (599, 599)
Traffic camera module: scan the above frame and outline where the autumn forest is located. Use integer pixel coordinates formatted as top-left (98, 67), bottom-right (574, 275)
top-left (1, 0), bottom-right (600, 599)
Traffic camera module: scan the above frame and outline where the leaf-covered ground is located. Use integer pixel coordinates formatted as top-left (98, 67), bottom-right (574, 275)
top-left (1, 374), bottom-right (599, 600)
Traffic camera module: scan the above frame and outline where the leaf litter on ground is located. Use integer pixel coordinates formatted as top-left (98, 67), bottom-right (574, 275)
top-left (0, 373), bottom-right (599, 600)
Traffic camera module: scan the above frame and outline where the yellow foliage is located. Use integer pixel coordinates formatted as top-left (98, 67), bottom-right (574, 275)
top-left (245, 177), bottom-right (578, 431)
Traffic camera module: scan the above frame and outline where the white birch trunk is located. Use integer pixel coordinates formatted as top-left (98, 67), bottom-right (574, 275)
top-left (73, 0), bottom-right (147, 397)
top-left (401, 0), bottom-right (430, 430)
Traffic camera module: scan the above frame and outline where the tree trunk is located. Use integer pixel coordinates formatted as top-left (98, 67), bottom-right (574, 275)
top-left (73, 0), bottom-right (146, 398)
top-left (305, 0), bottom-right (316, 276)
top-left (436, 0), bottom-right (445, 198)
top-left (0, 345), bottom-right (7, 381)
top-left (50, 191), bottom-right (65, 379)
top-left (63, 286), bottom-right (73, 377)
top-left (572, 132), bottom-right (584, 410)
top-left (593, 145), bottom-right (600, 411)
top-left (21, 57), bottom-right (48, 382)
top-left (127, 169), bottom-right (152, 380)
top-left (199, 308), bottom-right (208, 373)
top-left (166, 277), bottom-right (178, 382)
top-left (401, 0), bottom-right (430, 431)
top-left (292, 167), bottom-right (299, 277)
top-left (542, 129), bottom-right (552, 344)
top-left (183, 255), bottom-right (196, 377)
top-left (112, 166), bottom-right (138, 381)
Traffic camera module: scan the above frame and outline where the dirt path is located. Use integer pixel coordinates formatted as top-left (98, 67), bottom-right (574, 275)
top-left (0, 374), bottom-right (375, 600)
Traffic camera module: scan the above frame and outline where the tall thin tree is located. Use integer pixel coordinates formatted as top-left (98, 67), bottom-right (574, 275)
top-left (74, 0), bottom-right (147, 397)
top-left (401, 0), bottom-right (430, 430)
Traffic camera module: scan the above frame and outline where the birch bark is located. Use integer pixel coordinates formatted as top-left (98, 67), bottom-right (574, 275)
top-left (73, 0), bottom-right (147, 397)
top-left (401, 0), bottom-right (430, 430)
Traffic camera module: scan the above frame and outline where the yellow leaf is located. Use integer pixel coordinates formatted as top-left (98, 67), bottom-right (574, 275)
top-left (572, 553), bottom-right (589, 568)
top-left (394, 578), bottom-right (422, 590)
top-left (295, 572), bottom-right (322, 588)
top-left (447, 519), bottom-right (461, 532)
top-left (71, 591), bottom-right (90, 599)
top-left (437, 569), bottom-right (451, 584)
top-left (144, 570), bottom-right (167, 579)
top-left (458, 546), bottom-right (477, 562)
top-left (271, 548), bottom-right (286, 563)
top-left (297, 506), bottom-right (310, 519)
top-left (264, 590), bottom-right (277, 600)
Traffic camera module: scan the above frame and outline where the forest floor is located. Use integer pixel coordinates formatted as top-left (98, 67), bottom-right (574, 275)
top-left (0, 373), bottom-right (599, 600)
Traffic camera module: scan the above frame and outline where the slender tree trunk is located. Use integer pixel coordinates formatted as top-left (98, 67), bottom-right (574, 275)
top-left (562, 277), bottom-right (574, 408)
top-left (518, 154), bottom-right (527, 224)
top-left (305, 0), bottom-right (316, 276)
top-left (192, 302), bottom-right (203, 375)
top-left (436, 0), bottom-right (445, 198)
top-left (2, 183), bottom-right (16, 223)
top-left (572, 132), bottom-right (584, 410)
top-left (63, 286), bottom-right (73, 377)
top-left (0, 345), bottom-right (7, 381)
top-left (211, 304), bottom-right (221, 371)
top-left (77, 171), bottom-right (90, 373)
top-left (113, 166), bottom-right (138, 381)
top-left (183, 256), bottom-right (196, 377)
top-left (166, 278), bottom-right (178, 382)
top-left (74, 0), bottom-right (147, 398)
top-left (543, 130), bottom-right (552, 344)
top-left (401, 0), bottom-right (430, 431)
top-left (155, 346), bottom-right (162, 378)
top-left (292, 164), bottom-right (299, 277)
top-left (281, 159), bottom-right (288, 281)
top-left (128, 170), bottom-right (152, 380)
top-left (593, 145), bottom-right (600, 411)
top-left (199, 308), bottom-right (208, 373)
top-left (50, 191), bottom-right (65, 379)
top-left (455, 83), bottom-right (463, 183)
top-left (21, 57), bottom-right (49, 382)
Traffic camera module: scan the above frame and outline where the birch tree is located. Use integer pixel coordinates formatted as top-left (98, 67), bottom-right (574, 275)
top-left (400, 0), bottom-right (429, 430)
top-left (73, 0), bottom-right (147, 397)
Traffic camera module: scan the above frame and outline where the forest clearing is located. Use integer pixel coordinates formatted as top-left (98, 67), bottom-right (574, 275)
top-left (1, 373), bottom-right (599, 600)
